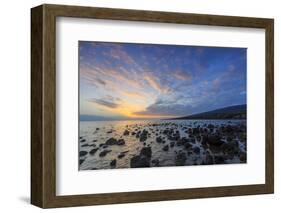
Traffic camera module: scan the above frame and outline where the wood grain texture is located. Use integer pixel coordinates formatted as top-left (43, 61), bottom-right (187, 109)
top-left (31, 4), bottom-right (274, 208)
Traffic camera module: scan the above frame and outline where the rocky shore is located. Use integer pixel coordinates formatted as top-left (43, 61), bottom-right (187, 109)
top-left (79, 120), bottom-right (246, 170)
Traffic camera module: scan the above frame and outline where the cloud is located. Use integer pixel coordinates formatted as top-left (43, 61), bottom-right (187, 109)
top-left (173, 70), bottom-right (192, 81)
top-left (88, 98), bottom-right (119, 109)
top-left (80, 42), bottom-right (246, 118)
top-left (132, 99), bottom-right (193, 117)
top-left (123, 91), bottom-right (146, 99)
top-left (143, 73), bottom-right (171, 94)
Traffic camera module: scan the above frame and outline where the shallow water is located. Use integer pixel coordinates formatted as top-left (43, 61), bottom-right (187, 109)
top-left (79, 119), bottom-right (246, 170)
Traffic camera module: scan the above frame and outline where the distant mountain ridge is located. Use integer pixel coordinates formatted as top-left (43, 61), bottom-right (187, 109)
top-left (80, 114), bottom-right (126, 121)
top-left (172, 104), bottom-right (246, 120)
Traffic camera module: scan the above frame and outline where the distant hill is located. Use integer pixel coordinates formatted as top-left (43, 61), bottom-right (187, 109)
top-left (172, 104), bottom-right (246, 120)
top-left (80, 114), bottom-right (126, 121)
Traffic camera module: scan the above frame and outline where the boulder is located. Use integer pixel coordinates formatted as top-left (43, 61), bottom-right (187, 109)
top-left (162, 145), bottom-right (169, 151)
top-left (151, 159), bottom-right (160, 166)
top-left (105, 138), bottom-right (125, 145)
top-left (240, 152), bottom-right (246, 163)
top-left (79, 151), bottom-right (87, 157)
top-left (89, 148), bottom-right (98, 155)
top-left (130, 155), bottom-right (150, 168)
top-left (117, 139), bottom-right (125, 145)
top-left (118, 153), bottom-right (125, 159)
top-left (140, 147), bottom-right (152, 158)
top-left (110, 159), bottom-right (117, 167)
top-left (203, 135), bottom-right (224, 147)
top-left (123, 129), bottom-right (130, 136)
top-left (99, 150), bottom-right (112, 157)
top-left (184, 142), bottom-right (192, 150)
top-left (205, 153), bottom-right (214, 165)
top-left (79, 159), bottom-right (85, 165)
top-left (214, 156), bottom-right (225, 164)
top-left (139, 129), bottom-right (148, 142)
top-left (156, 136), bottom-right (163, 143)
top-left (175, 152), bottom-right (187, 166)
top-left (130, 147), bottom-right (152, 168)
top-left (193, 147), bottom-right (200, 154)
top-left (176, 137), bottom-right (189, 146)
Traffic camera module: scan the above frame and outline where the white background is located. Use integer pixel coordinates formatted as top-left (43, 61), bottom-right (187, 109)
top-left (0, 0), bottom-right (280, 212)
top-left (57, 18), bottom-right (265, 195)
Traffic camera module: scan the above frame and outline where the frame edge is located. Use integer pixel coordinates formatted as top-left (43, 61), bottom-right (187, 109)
top-left (31, 4), bottom-right (275, 208)
top-left (31, 5), bottom-right (44, 208)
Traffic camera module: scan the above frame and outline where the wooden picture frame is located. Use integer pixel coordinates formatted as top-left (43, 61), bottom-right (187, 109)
top-left (31, 4), bottom-right (274, 208)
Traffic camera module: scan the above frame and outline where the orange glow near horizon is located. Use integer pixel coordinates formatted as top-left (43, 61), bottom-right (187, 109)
top-left (91, 101), bottom-right (176, 119)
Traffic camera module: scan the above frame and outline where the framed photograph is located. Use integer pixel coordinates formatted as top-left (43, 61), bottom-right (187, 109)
top-left (31, 4), bottom-right (274, 208)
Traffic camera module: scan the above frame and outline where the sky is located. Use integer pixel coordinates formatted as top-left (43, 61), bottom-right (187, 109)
top-left (79, 41), bottom-right (246, 120)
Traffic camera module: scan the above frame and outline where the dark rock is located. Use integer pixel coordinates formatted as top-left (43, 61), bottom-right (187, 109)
top-left (96, 128), bottom-right (99, 131)
top-left (175, 152), bottom-right (187, 166)
top-left (225, 125), bottom-right (234, 133)
top-left (170, 141), bottom-right (175, 148)
top-left (226, 136), bottom-right (233, 142)
top-left (151, 159), bottom-right (160, 166)
top-left (156, 136), bottom-right (163, 143)
top-left (105, 138), bottom-right (117, 145)
top-left (99, 150), bottom-right (112, 157)
top-left (162, 145), bottom-right (169, 151)
top-left (80, 139), bottom-right (86, 142)
top-left (130, 155), bottom-right (150, 168)
top-left (79, 151), bottom-right (87, 157)
top-left (168, 131), bottom-right (180, 141)
top-left (221, 140), bottom-right (239, 155)
top-left (214, 156), bottom-right (225, 164)
top-left (118, 153), bottom-right (125, 159)
top-left (176, 137), bottom-right (189, 146)
top-left (193, 147), bottom-right (200, 154)
top-left (123, 129), bottom-right (130, 136)
top-left (203, 135), bottom-right (224, 147)
top-left (110, 159), bottom-right (117, 167)
top-left (81, 144), bottom-right (89, 147)
top-left (140, 147), bottom-right (152, 158)
top-left (105, 138), bottom-right (125, 145)
top-left (79, 159), bottom-right (85, 165)
top-left (139, 129), bottom-right (148, 142)
top-left (117, 139), bottom-right (125, 145)
top-left (130, 147), bottom-right (152, 168)
top-left (188, 137), bottom-right (196, 144)
top-left (89, 148), bottom-right (98, 155)
top-left (184, 142), bottom-right (192, 150)
top-left (207, 124), bottom-right (215, 129)
top-left (240, 152), bottom-right (246, 163)
top-left (136, 130), bottom-right (141, 138)
top-left (205, 153), bottom-right (214, 165)
top-left (192, 127), bottom-right (200, 135)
